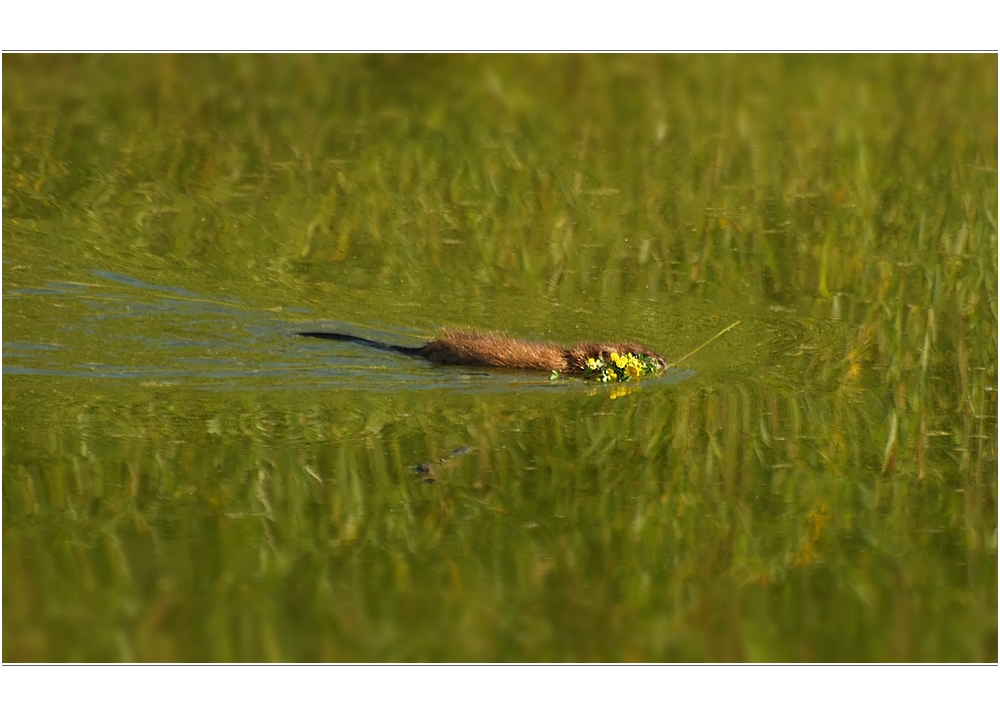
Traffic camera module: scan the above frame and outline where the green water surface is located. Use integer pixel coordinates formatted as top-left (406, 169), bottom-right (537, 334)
top-left (3, 54), bottom-right (997, 661)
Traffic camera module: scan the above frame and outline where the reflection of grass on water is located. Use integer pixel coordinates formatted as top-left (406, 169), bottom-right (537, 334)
top-left (4, 370), bottom-right (994, 661)
top-left (2, 55), bottom-right (997, 661)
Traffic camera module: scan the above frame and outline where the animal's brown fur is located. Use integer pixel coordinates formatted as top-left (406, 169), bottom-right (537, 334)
top-left (415, 330), bottom-right (665, 373)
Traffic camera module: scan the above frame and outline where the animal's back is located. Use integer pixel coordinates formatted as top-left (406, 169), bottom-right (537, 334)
top-left (417, 330), bottom-right (569, 371)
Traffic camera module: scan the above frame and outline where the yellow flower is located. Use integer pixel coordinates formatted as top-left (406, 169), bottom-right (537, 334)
top-left (582, 350), bottom-right (659, 382)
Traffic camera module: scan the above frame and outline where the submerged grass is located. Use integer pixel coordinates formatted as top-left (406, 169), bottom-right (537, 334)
top-left (3, 54), bottom-right (997, 661)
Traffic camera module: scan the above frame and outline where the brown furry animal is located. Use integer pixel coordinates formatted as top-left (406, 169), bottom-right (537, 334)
top-left (297, 329), bottom-right (666, 374)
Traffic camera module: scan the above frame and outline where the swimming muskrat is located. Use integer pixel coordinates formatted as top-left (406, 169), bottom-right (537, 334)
top-left (297, 329), bottom-right (667, 374)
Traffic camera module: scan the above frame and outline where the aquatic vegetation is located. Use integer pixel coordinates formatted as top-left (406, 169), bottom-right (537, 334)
top-left (583, 351), bottom-right (660, 382)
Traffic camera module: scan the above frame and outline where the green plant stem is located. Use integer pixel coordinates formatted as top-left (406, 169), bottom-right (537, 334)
top-left (667, 321), bottom-right (742, 369)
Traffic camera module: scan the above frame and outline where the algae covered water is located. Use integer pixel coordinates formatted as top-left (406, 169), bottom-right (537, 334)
top-left (3, 55), bottom-right (996, 661)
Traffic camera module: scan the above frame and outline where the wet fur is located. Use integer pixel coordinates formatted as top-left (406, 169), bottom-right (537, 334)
top-left (297, 329), bottom-right (665, 374)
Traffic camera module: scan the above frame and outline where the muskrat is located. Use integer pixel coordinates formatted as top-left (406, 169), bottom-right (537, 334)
top-left (297, 329), bottom-right (666, 374)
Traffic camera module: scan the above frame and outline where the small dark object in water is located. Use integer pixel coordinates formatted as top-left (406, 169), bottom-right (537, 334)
top-left (410, 445), bottom-right (475, 484)
top-left (414, 462), bottom-right (437, 483)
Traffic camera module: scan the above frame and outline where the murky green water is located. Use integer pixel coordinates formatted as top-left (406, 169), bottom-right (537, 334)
top-left (3, 55), bottom-right (996, 661)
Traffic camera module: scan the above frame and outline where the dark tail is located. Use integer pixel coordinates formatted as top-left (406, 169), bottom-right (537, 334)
top-left (297, 331), bottom-right (423, 357)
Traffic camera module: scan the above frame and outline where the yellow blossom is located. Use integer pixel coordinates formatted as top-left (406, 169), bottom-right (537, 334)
top-left (581, 349), bottom-right (661, 383)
